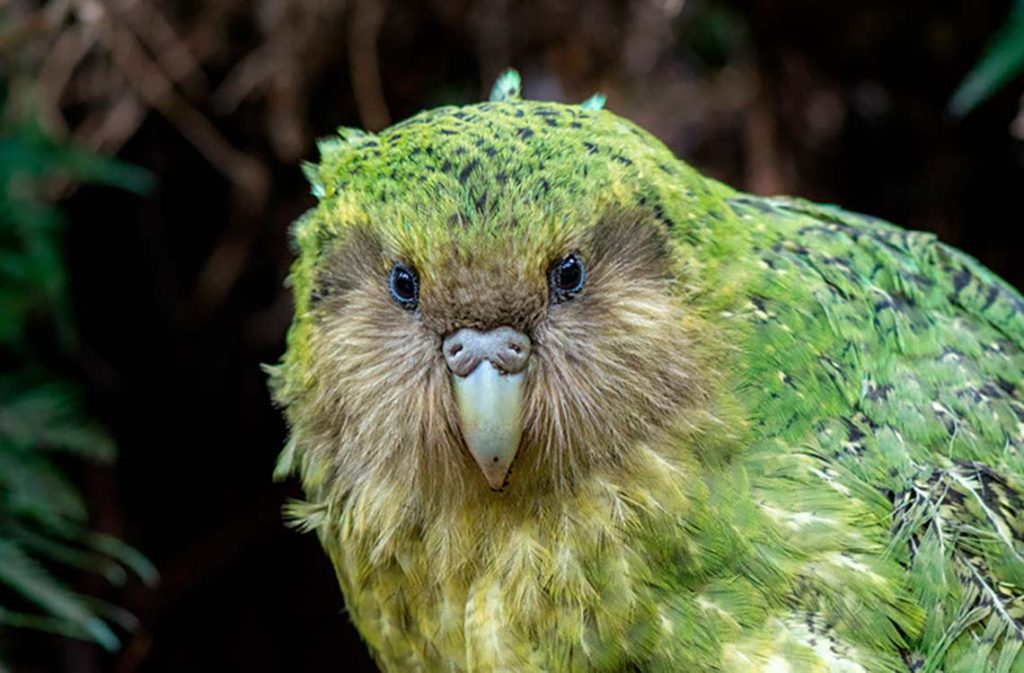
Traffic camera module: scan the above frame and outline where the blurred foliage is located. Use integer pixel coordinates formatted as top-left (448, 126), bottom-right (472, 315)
top-left (0, 106), bottom-right (156, 661)
top-left (950, 0), bottom-right (1024, 118)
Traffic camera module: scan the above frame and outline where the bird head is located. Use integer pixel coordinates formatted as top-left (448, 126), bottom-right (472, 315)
top-left (273, 78), bottom-right (738, 511)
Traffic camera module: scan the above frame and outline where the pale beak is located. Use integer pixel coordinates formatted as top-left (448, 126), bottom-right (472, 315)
top-left (451, 362), bottom-right (524, 489)
top-left (442, 326), bottom-right (531, 490)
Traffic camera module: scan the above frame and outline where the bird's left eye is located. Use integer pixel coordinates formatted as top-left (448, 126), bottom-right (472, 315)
top-left (549, 254), bottom-right (585, 302)
top-left (389, 263), bottom-right (419, 309)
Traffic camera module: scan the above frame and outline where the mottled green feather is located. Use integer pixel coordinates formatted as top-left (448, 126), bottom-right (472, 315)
top-left (727, 196), bottom-right (1024, 671)
top-left (273, 73), bottom-right (1024, 672)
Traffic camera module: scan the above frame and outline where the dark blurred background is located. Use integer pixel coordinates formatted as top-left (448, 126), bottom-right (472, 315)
top-left (2, 0), bottom-right (1023, 671)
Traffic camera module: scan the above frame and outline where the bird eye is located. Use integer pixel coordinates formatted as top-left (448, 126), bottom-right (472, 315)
top-left (549, 254), bottom-right (585, 302)
top-left (389, 263), bottom-right (419, 309)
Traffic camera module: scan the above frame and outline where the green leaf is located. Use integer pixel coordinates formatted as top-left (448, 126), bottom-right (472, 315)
top-left (55, 145), bottom-right (155, 195)
top-left (0, 606), bottom-right (103, 641)
top-left (85, 532), bottom-right (160, 587)
top-left (12, 524), bottom-right (129, 586)
top-left (0, 379), bottom-right (116, 462)
top-left (0, 540), bottom-right (119, 651)
top-left (950, 3), bottom-right (1024, 117)
top-left (0, 446), bottom-right (88, 526)
top-left (0, 121), bottom-right (155, 195)
top-left (74, 595), bottom-right (141, 633)
top-left (0, 104), bottom-right (153, 657)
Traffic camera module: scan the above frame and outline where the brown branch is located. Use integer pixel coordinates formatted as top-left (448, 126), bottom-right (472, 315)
top-left (0, 0), bottom-right (70, 55)
top-left (108, 0), bottom-right (209, 97)
top-left (209, 42), bottom-right (277, 114)
top-left (1012, 94), bottom-right (1024, 141)
top-left (348, 0), bottom-right (391, 131)
top-left (100, 10), bottom-right (268, 203)
top-left (469, 0), bottom-right (511, 93)
top-left (190, 212), bottom-right (262, 313)
top-left (266, 63), bottom-right (307, 161)
top-left (86, 1), bottom-right (271, 313)
top-left (744, 71), bottom-right (793, 195)
top-left (180, 0), bottom-right (246, 63)
top-left (73, 89), bottom-right (147, 155)
top-left (37, 19), bottom-right (103, 134)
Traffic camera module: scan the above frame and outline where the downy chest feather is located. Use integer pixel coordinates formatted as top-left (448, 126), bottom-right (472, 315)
top-left (316, 441), bottom-right (917, 672)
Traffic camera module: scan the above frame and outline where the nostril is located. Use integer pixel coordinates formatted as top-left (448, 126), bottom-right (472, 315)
top-left (443, 326), bottom-right (530, 376)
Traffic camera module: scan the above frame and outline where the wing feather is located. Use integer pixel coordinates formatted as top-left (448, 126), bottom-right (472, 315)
top-left (731, 195), bottom-right (1024, 671)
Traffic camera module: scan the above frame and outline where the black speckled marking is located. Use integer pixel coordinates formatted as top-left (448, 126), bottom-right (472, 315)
top-left (458, 159), bottom-right (480, 185)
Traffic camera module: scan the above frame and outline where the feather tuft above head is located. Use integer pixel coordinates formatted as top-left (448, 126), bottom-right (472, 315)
top-left (489, 68), bottom-right (522, 102)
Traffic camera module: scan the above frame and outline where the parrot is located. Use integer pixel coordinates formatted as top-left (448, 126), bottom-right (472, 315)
top-left (268, 70), bottom-right (1024, 672)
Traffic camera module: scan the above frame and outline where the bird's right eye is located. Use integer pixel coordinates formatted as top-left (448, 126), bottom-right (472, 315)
top-left (389, 263), bottom-right (419, 309)
top-left (549, 253), bottom-right (586, 302)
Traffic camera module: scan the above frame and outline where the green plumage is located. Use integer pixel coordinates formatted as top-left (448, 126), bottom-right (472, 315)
top-left (273, 73), bottom-right (1024, 672)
